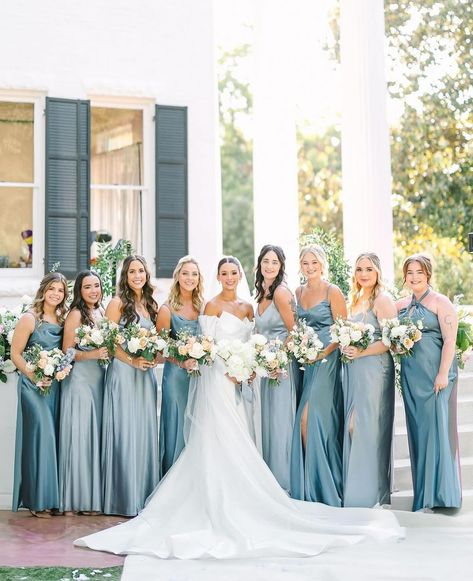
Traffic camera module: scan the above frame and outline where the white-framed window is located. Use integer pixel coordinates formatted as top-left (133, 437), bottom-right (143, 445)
top-left (0, 93), bottom-right (44, 276)
top-left (89, 99), bottom-right (155, 263)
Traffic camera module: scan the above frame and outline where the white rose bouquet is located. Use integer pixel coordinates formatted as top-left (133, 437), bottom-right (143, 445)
top-left (287, 319), bottom-right (324, 369)
top-left (24, 345), bottom-right (75, 395)
top-left (216, 338), bottom-right (256, 383)
top-left (381, 316), bottom-right (423, 357)
top-left (124, 323), bottom-right (168, 363)
top-left (75, 317), bottom-right (125, 366)
top-left (252, 335), bottom-right (289, 386)
top-left (167, 329), bottom-right (216, 376)
top-left (330, 318), bottom-right (375, 364)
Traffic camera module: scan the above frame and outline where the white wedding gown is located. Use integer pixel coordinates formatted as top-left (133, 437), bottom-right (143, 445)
top-left (75, 312), bottom-right (404, 559)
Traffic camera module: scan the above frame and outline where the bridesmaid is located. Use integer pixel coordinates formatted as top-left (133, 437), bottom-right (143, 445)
top-left (11, 272), bottom-right (68, 517)
top-left (255, 244), bottom-right (296, 492)
top-left (397, 254), bottom-right (461, 511)
top-left (156, 256), bottom-right (203, 479)
top-left (102, 255), bottom-right (159, 516)
top-left (290, 244), bottom-right (346, 506)
top-left (341, 252), bottom-right (396, 507)
top-left (59, 270), bottom-right (108, 515)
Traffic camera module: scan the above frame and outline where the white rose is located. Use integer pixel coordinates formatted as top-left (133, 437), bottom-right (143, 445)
top-left (382, 337), bottom-right (391, 347)
top-left (264, 351), bottom-right (276, 362)
top-left (339, 335), bottom-right (351, 347)
top-left (127, 337), bottom-right (141, 354)
top-left (44, 364), bottom-right (55, 376)
top-left (7, 330), bottom-right (14, 344)
top-left (189, 342), bottom-right (205, 359)
top-left (90, 329), bottom-right (104, 345)
top-left (2, 359), bottom-right (16, 373)
top-left (155, 338), bottom-right (167, 352)
top-left (251, 334), bottom-right (267, 346)
top-left (351, 330), bottom-right (362, 342)
top-left (255, 365), bottom-right (268, 378)
top-left (365, 324), bottom-right (375, 335)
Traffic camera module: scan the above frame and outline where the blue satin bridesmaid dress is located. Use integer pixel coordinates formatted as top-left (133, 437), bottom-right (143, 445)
top-left (159, 313), bottom-right (199, 479)
top-left (102, 315), bottom-right (159, 516)
top-left (12, 319), bottom-right (62, 512)
top-left (290, 293), bottom-right (343, 506)
top-left (400, 290), bottom-right (461, 510)
top-left (342, 310), bottom-right (395, 507)
top-left (255, 301), bottom-right (296, 492)
top-left (58, 337), bottom-right (105, 513)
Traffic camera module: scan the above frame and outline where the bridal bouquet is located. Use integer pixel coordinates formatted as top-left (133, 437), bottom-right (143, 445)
top-left (287, 319), bottom-right (324, 369)
top-left (124, 323), bottom-right (168, 362)
top-left (216, 338), bottom-right (256, 383)
top-left (24, 345), bottom-right (75, 395)
top-left (381, 316), bottom-right (423, 357)
top-left (251, 334), bottom-right (289, 386)
top-left (75, 317), bottom-right (125, 366)
top-left (167, 329), bottom-right (216, 376)
top-left (330, 318), bottom-right (375, 363)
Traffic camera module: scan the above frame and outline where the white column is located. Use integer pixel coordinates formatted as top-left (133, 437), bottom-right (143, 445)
top-left (253, 0), bottom-right (300, 290)
top-left (340, 0), bottom-right (394, 281)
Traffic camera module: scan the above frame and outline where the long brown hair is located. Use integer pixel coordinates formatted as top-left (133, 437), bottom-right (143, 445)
top-left (70, 270), bottom-right (103, 327)
top-left (168, 256), bottom-right (204, 313)
top-left (254, 245), bottom-right (286, 303)
top-left (118, 255), bottom-right (159, 325)
top-left (349, 252), bottom-right (384, 310)
top-left (31, 272), bottom-right (69, 324)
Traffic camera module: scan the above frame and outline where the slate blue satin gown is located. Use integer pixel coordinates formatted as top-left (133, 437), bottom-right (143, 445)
top-left (290, 296), bottom-right (343, 506)
top-left (12, 319), bottom-right (62, 512)
top-left (400, 290), bottom-right (461, 511)
top-left (102, 315), bottom-right (159, 516)
top-left (159, 313), bottom-right (199, 479)
top-left (255, 301), bottom-right (296, 492)
top-left (342, 310), bottom-right (395, 507)
top-left (58, 341), bottom-right (105, 513)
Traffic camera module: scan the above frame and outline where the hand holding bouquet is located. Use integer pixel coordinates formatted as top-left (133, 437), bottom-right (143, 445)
top-left (216, 338), bottom-right (256, 383)
top-left (124, 323), bottom-right (168, 363)
top-left (287, 319), bottom-right (324, 369)
top-left (251, 334), bottom-right (289, 386)
top-left (167, 329), bottom-right (216, 376)
top-left (381, 316), bottom-right (423, 357)
top-left (75, 317), bottom-right (125, 366)
top-left (24, 345), bottom-right (75, 395)
top-left (330, 318), bottom-right (375, 363)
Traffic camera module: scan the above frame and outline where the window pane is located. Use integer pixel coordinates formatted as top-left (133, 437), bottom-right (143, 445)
top-left (91, 188), bottom-right (142, 254)
top-left (0, 102), bottom-right (34, 183)
top-left (91, 108), bottom-right (143, 186)
top-left (0, 187), bottom-right (33, 268)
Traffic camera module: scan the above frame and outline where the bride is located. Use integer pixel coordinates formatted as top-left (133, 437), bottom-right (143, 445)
top-left (75, 256), bottom-right (404, 559)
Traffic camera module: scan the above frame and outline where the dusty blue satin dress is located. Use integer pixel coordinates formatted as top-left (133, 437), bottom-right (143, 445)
top-left (400, 291), bottom-right (461, 510)
top-left (159, 313), bottom-right (199, 479)
top-left (58, 342), bottom-right (105, 512)
top-left (342, 310), bottom-right (395, 507)
top-left (290, 297), bottom-right (343, 506)
top-left (255, 301), bottom-right (296, 492)
top-left (12, 319), bottom-right (62, 511)
top-left (102, 315), bottom-right (159, 516)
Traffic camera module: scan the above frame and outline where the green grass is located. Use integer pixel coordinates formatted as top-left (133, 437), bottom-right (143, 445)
top-left (0, 567), bottom-right (122, 581)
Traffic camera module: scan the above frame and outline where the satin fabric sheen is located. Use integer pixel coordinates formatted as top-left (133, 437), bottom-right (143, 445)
top-left (12, 320), bottom-right (63, 511)
top-left (291, 299), bottom-right (343, 506)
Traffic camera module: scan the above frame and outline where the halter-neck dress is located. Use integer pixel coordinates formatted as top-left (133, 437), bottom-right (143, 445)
top-left (255, 300), bottom-right (296, 492)
top-left (102, 314), bottom-right (159, 516)
top-left (290, 292), bottom-right (343, 506)
top-left (342, 309), bottom-right (395, 507)
top-left (399, 290), bottom-right (461, 510)
top-left (12, 318), bottom-right (63, 511)
top-left (159, 312), bottom-right (200, 479)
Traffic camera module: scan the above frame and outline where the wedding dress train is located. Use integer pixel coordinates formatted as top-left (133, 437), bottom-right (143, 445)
top-left (75, 312), bottom-right (404, 559)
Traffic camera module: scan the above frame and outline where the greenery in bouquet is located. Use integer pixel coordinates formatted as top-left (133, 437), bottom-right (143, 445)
top-left (24, 345), bottom-right (74, 395)
top-left (381, 316), bottom-right (423, 357)
top-left (287, 319), bottom-right (324, 369)
top-left (75, 317), bottom-right (124, 366)
top-left (123, 323), bottom-right (168, 363)
top-left (453, 295), bottom-right (473, 370)
top-left (167, 329), bottom-right (216, 376)
top-left (330, 318), bottom-right (375, 364)
top-left (0, 296), bottom-right (33, 382)
top-left (251, 334), bottom-right (289, 386)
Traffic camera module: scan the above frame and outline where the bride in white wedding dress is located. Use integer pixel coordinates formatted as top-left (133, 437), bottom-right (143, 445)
top-left (75, 257), bottom-right (404, 559)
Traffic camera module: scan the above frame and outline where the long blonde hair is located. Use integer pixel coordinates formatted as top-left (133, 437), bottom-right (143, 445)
top-left (31, 272), bottom-right (69, 324)
top-left (349, 252), bottom-right (384, 310)
top-left (168, 256), bottom-right (204, 313)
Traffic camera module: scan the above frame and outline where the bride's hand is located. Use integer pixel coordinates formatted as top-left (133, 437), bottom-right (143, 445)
top-left (225, 373), bottom-right (241, 386)
top-left (182, 359), bottom-right (197, 371)
top-left (247, 371), bottom-right (256, 384)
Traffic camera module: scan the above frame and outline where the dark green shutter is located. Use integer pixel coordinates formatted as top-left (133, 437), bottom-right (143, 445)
top-left (155, 105), bottom-right (188, 277)
top-left (45, 98), bottom-right (90, 279)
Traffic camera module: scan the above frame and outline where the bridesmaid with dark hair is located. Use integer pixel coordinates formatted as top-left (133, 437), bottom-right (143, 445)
top-left (102, 255), bottom-right (160, 516)
top-left (59, 270), bottom-right (108, 516)
top-left (11, 272), bottom-right (68, 517)
top-left (290, 244), bottom-right (346, 506)
top-left (254, 244), bottom-right (296, 492)
top-left (156, 256), bottom-right (203, 478)
top-left (397, 253), bottom-right (461, 512)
